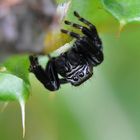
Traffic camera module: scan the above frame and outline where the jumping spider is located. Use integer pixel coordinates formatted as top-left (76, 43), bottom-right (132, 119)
top-left (29, 11), bottom-right (104, 91)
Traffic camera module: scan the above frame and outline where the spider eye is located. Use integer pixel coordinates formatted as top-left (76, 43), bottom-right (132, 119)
top-left (79, 72), bottom-right (84, 77)
top-left (73, 76), bottom-right (78, 81)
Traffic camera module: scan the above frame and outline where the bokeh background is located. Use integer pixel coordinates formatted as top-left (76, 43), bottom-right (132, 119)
top-left (0, 0), bottom-right (140, 140)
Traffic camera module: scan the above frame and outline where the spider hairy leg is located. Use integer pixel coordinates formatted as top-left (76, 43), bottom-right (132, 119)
top-left (64, 20), bottom-right (94, 38)
top-left (61, 29), bottom-right (80, 38)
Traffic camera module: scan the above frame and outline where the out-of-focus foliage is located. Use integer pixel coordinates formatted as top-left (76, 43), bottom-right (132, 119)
top-left (0, 0), bottom-right (140, 140)
top-left (0, 0), bottom-right (56, 61)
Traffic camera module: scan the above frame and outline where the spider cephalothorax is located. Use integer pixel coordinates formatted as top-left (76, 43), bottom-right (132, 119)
top-left (29, 11), bottom-right (104, 91)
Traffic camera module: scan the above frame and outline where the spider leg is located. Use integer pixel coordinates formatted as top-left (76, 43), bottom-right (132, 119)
top-left (44, 58), bottom-right (61, 91)
top-left (73, 11), bottom-right (96, 31)
top-left (74, 11), bottom-right (102, 50)
top-left (29, 55), bottom-right (60, 91)
top-left (75, 38), bottom-right (104, 66)
top-left (61, 29), bottom-right (80, 39)
top-left (64, 20), bottom-right (93, 39)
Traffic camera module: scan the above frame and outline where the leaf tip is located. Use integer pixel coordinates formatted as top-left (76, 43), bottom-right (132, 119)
top-left (117, 20), bottom-right (126, 37)
top-left (19, 99), bottom-right (26, 138)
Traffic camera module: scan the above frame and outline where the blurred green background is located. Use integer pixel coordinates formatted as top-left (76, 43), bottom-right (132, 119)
top-left (1, 0), bottom-right (140, 140)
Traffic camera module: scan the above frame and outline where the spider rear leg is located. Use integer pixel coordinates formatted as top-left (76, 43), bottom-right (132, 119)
top-left (29, 55), bottom-right (60, 91)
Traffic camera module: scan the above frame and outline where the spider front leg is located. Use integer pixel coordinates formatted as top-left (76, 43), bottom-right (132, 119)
top-left (74, 11), bottom-right (97, 31)
top-left (74, 11), bottom-right (102, 49)
top-left (29, 55), bottom-right (60, 91)
top-left (70, 11), bottom-right (102, 50)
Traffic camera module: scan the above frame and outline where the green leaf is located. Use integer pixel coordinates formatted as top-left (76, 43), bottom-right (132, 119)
top-left (4, 55), bottom-right (30, 85)
top-left (0, 55), bottom-right (30, 101)
top-left (0, 55), bottom-right (31, 137)
top-left (0, 73), bottom-right (30, 101)
top-left (101, 0), bottom-right (140, 25)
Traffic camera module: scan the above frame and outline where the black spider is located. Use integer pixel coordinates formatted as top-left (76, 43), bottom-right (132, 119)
top-left (29, 11), bottom-right (104, 91)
